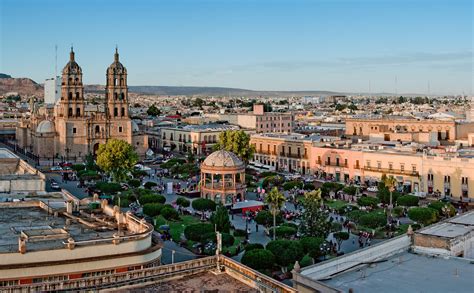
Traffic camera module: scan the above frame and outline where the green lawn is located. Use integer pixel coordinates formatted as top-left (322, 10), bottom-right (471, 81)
top-left (325, 199), bottom-right (347, 210)
top-left (154, 215), bottom-right (201, 242)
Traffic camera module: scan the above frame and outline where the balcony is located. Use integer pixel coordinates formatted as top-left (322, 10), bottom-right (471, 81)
top-left (325, 162), bottom-right (348, 168)
top-left (363, 166), bottom-right (419, 177)
top-left (353, 164), bottom-right (360, 169)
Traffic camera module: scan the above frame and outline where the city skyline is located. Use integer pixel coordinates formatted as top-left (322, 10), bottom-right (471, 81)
top-left (1, 0), bottom-right (472, 95)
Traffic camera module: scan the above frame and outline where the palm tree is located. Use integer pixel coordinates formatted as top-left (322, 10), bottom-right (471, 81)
top-left (265, 187), bottom-right (286, 240)
top-left (383, 175), bottom-right (397, 224)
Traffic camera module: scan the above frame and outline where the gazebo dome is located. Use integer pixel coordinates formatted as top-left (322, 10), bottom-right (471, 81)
top-left (202, 150), bottom-right (244, 168)
top-left (36, 120), bottom-right (55, 134)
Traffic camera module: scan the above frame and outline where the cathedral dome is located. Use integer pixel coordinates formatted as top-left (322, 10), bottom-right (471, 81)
top-left (202, 150), bottom-right (244, 168)
top-left (107, 48), bottom-right (127, 75)
top-left (62, 48), bottom-right (82, 75)
top-left (36, 120), bottom-right (55, 134)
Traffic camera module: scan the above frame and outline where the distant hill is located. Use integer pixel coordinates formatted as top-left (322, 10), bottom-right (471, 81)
top-left (0, 75), bottom-right (42, 96)
top-left (126, 86), bottom-right (341, 97)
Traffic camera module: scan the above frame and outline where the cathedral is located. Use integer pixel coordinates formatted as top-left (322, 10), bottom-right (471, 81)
top-left (16, 48), bottom-right (148, 160)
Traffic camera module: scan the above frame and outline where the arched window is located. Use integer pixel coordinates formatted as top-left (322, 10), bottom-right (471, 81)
top-left (120, 93), bottom-right (125, 100)
top-left (120, 78), bottom-right (124, 86)
top-left (95, 125), bottom-right (100, 133)
top-left (68, 92), bottom-right (72, 100)
top-left (121, 107), bottom-right (125, 116)
top-left (76, 108), bottom-right (80, 116)
top-left (76, 92), bottom-right (80, 99)
top-left (113, 78), bottom-right (117, 86)
top-left (114, 107), bottom-right (118, 117)
top-left (68, 108), bottom-right (73, 117)
top-left (114, 93), bottom-right (118, 100)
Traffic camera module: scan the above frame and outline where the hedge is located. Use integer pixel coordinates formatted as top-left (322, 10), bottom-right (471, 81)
top-left (140, 193), bottom-right (166, 205)
top-left (144, 181), bottom-right (158, 189)
top-left (359, 211), bottom-right (386, 228)
top-left (245, 243), bottom-right (264, 252)
top-left (269, 226), bottom-right (297, 238)
top-left (160, 206), bottom-right (180, 220)
top-left (357, 196), bottom-right (380, 208)
top-left (408, 207), bottom-right (438, 225)
top-left (396, 195), bottom-right (419, 207)
top-left (143, 203), bottom-right (164, 217)
top-left (428, 201), bottom-right (456, 217)
top-left (241, 249), bottom-right (275, 271)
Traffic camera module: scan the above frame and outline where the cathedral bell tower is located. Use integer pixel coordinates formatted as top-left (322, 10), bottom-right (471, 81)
top-left (58, 47), bottom-right (85, 118)
top-left (106, 48), bottom-right (129, 119)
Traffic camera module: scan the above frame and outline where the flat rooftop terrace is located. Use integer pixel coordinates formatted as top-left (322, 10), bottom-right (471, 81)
top-left (127, 271), bottom-right (259, 293)
top-left (322, 252), bottom-right (474, 293)
top-left (0, 203), bottom-right (130, 253)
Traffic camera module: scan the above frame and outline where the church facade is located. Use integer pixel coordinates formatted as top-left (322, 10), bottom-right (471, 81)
top-left (16, 48), bottom-right (148, 160)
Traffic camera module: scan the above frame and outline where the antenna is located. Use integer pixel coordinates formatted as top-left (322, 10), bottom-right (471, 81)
top-left (55, 45), bottom-right (58, 77)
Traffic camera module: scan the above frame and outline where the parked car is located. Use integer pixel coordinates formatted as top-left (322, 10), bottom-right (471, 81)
top-left (50, 166), bottom-right (63, 171)
top-left (367, 186), bottom-right (378, 193)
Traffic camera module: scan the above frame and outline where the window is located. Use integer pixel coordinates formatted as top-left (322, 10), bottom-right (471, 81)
top-left (355, 160), bottom-right (359, 168)
top-left (73, 128), bottom-right (76, 134)
top-left (121, 107), bottom-right (125, 116)
top-left (114, 107), bottom-right (118, 116)
top-left (95, 125), bottom-right (100, 133)
top-left (114, 93), bottom-right (118, 100)
top-left (68, 92), bottom-right (72, 100)
top-left (366, 160), bottom-right (371, 168)
top-left (119, 126), bottom-right (123, 133)
top-left (336, 158), bottom-right (339, 166)
top-left (444, 176), bottom-right (451, 183)
top-left (68, 108), bottom-right (73, 117)
top-left (76, 108), bottom-right (80, 116)
top-left (76, 92), bottom-right (80, 99)
top-left (344, 159), bottom-right (348, 166)
top-left (412, 165), bottom-right (417, 172)
top-left (389, 162), bottom-right (393, 170)
top-left (377, 161), bottom-right (381, 169)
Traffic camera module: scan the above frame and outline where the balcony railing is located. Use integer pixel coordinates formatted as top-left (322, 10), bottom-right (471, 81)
top-left (325, 162), bottom-right (348, 168)
top-left (363, 166), bottom-right (419, 177)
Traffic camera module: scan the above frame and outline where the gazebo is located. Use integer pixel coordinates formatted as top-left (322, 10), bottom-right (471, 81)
top-left (200, 150), bottom-right (246, 205)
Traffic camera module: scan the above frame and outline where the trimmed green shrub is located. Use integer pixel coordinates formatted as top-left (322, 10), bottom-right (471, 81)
top-left (72, 164), bottom-right (86, 172)
top-left (144, 181), bottom-right (158, 189)
top-left (299, 254), bottom-right (313, 268)
top-left (255, 210), bottom-right (283, 226)
top-left (393, 206), bottom-right (404, 217)
top-left (245, 243), bottom-right (264, 252)
top-left (266, 240), bottom-right (304, 267)
top-left (408, 207), bottom-right (438, 225)
top-left (337, 204), bottom-right (358, 215)
top-left (160, 206), bottom-right (180, 220)
top-left (221, 233), bottom-right (235, 247)
top-left (428, 201), bottom-right (456, 217)
top-left (176, 197), bottom-right (190, 208)
top-left (128, 179), bottom-right (141, 188)
top-left (343, 185), bottom-right (358, 195)
top-left (331, 222), bottom-right (342, 232)
top-left (95, 182), bottom-right (122, 194)
top-left (140, 193), bottom-right (166, 205)
top-left (397, 195), bottom-right (419, 207)
top-left (299, 237), bottom-right (325, 259)
top-left (184, 223), bottom-right (214, 242)
top-left (241, 249), bottom-right (275, 271)
top-left (269, 226), bottom-right (297, 238)
top-left (357, 196), bottom-right (380, 208)
top-left (192, 198), bottom-right (216, 211)
top-left (143, 203), bottom-right (164, 217)
top-left (359, 211), bottom-right (386, 228)
top-left (346, 210), bottom-right (368, 222)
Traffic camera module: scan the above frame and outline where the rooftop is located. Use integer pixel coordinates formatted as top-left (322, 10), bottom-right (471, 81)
top-left (322, 252), bottom-right (474, 293)
top-left (0, 201), bottom-right (132, 253)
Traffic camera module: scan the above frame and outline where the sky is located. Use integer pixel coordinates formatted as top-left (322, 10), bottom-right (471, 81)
top-left (0, 0), bottom-right (472, 95)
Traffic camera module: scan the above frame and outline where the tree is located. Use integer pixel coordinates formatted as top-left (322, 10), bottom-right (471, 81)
top-left (383, 175), bottom-right (397, 223)
top-left (428, 201), bottom-right (455, 217)
top-left (266, 240), bottom-right (303, 269)
top-left (255, 210), bottom-right (283, 227)
top-left (299, 237), bottom-right (326, 259)
top-left (396, 195), bottom-right (419, 207)
top-left (184, 223), bottom-right (214, 241)
top-left (213, 130), bottom-right (255, 162)
top-left (147, 104), bottom-right (161, 116)
top-left (176, 197), bottom-right (190, 208)
top-left (96, 139), bottom-right (138, 182)
top-left (143, 203), bottom-right (164, 217)
top-left (299, 189), bottom-right (331, 238)
top-left (265, 187), bottom-right (286, 240)
top-left (210, 205), bottom-right (231, 233)
top-left (241, 249), bottom-right (275, 271)
top-left (160, 206), bottom-right (180, 220)
top-left (408, 207), bottom-right (438, 226)
top-left (140, 193), bottom-right (166, 205)
top-left (192, 198), bottom-right (216, 212)
top-left (333, 232), bottom-right (350, 251)
top-left (245, 243), bottom-right (264, 252)
top-left (357, 196), bottom-right (380, 208)
top-left (359, 211), bottom-right (386, 228)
